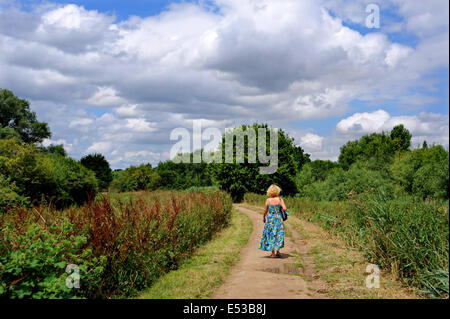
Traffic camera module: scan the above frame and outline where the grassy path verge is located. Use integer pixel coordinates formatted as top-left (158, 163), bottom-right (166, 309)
top-left (138, 209), bottom-right (252, 299)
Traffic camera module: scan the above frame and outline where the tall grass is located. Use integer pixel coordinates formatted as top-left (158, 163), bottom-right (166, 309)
top-left (0, 190), bottom-right (232, 298)
top-left (244, 192), bottom-right (449, 298)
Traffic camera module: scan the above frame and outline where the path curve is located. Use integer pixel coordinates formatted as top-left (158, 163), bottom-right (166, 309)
top-left (212, 205), bottom-right (327, 299)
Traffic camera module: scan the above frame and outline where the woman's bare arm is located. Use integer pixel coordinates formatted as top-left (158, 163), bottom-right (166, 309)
top-left (263, 199), bottom-right (269, 222)
top-left (280, 198), bottom-right (287, 212)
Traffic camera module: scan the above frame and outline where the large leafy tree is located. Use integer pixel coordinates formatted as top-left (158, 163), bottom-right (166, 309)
top-left (390, 124), bottom-right (412, 152)
top-left (209, 123), bottom-right (310, 202)
top-left (338, 125), bottom-right (412, 170)
top-left (80, 153), bottom-right (113, 190)
top-left (0, 89), bottom-right (51, 143)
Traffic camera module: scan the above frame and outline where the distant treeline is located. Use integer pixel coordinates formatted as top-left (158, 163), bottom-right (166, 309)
top-left (111, 122), bottom-right (448, 203)
top-left (1, 88), bottom-right (448, 212)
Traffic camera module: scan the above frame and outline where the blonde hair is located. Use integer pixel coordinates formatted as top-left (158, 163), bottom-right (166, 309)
top-left (266, 184), bottom-right (281, 198)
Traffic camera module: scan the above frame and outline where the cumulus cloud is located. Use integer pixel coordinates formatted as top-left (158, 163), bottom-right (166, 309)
top-left (299, 133), bottom-right (324, 152)
top-left (0, 0), bottom-right (447, 168)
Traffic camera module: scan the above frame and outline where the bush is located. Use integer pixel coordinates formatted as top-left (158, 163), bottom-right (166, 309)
top-left (0, 138), bottom-right (98, 209)
top-left (0, 190), bottom-right (232, 298)
top-left (0, 175), bottom-right (29, 212)
top-left (50, 154), bottom-right (98, 208)
top-left (0, 218), bottom-right (106, 298)
top-left (297, 163), bottom-right (395, 201)
top-left (0, 138), bottom-right (55, 204)
top-left (390, 145), bottom-right (449, 199)
top-left (111, 164), bottom-right (161, 192)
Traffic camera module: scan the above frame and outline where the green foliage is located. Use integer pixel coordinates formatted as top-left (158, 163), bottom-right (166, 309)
top-left (352, 193), bottom-right (449, 297)
top-left (390, 124), bottom-right (412, 152)
top-left (111, 164), bottom-right (161, 192)
top-left (0, 127), bottom-right (21, 140)
top-left (0, 217), bottom-right (106, 299)
top-left (295, 160), bottom-right (339, 194)
top-left (155, 152), bottom-right (213, 190)
top-left (50, 154), bottom-right (98, 208)
top-left (40, 144), bottom-right (67, 157)
top-left (0, 190), bottom-right (232, 298)
top-left (390, 145), bottom-right (449, 199)
top-left (209, 123), bottom-right (310, 202)
top-left (0, 138), bottom-right (55, 204)
top-left (297, 162), bottom-right (394, 201)
top-left (0, 89), bottom-right (51, 144)
top-left (338, 125), bottom-right (411, 170)
top-left (0, 138), bottom-right (98, 209)
top-left (0, 175), bottom-right (29, 212)
top-left (80, 153), bottom-right (113, 190)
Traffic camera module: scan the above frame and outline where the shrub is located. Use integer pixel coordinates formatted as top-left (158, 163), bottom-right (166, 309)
top-left (0, 138), bottom-right (98, 209)
top-left (0, 175), bottom-right (29, 212)
top-left (112, 164), bottom-right (161, 192)
top-left (390, 145), bottom-right (449, 199)
top-left (0, 138), bottom-right (55, 204)
top-left (297, 163), bottom-right (395, 201)
top-left (50, 154), bottom-right (98, 208)
top-left (0, 214), bottom-right (106, 298)
top-left (0, 190), bottom-right (232, 298)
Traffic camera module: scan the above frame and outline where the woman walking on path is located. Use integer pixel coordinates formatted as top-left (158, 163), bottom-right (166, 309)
top-left (258, 184), bottom-right (287, 258)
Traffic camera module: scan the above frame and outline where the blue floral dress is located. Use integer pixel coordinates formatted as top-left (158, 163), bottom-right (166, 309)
top-left (258, 200), bottom-right (285, 251)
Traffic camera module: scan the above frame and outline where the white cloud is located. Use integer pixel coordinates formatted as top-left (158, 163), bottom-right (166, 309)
top-left (69, 118), bottom-right (94, 128)
top-left (41, 138), bottom-right (74, 154)
top-left (0, 1), bottom-right (447, 168)
top-left (86, 141), bottom-right (112, 154)
top-left (299, 133), bottom-right (324, 152)
top-left (87, 86), bottom-right (126, 107)
top-left (336, 109), bottom-right (391, 134)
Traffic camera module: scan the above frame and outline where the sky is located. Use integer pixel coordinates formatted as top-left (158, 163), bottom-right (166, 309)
top-left (0, 0), bottom-right (448, 169)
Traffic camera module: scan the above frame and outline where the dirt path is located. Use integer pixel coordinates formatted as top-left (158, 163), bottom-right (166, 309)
top-left (212, 205), bottom-right (328, 299)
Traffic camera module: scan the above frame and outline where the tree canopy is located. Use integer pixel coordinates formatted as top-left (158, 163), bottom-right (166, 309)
top-left (0, 89), bottom-right (51, 144)
top-left (209, 123), bottom-right (310, 202)
top-left (80, 153), bottom-right (113, 190)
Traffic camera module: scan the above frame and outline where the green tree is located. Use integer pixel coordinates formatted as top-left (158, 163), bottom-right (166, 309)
top-left (112, 164), bottom-right (161, 192)
top-left (390, 145), bottom-right (449, 199)
top-left (338, 125), bottom-right (410, 170)
top-left (155, 150), bottom-right (213, 190)
top-left (40, 144), bottom-right (67, 157)
top-left (0, 89), bottom-right (51, 143)
top-left (390, 124), bottom-right (412, 152)
top-left (50, 154), bottom-right (98, 207)
top-left (80, 153), bottom-right (113, 190)
top-left (0, 138), bottom-right (55, 204)
top-left (209, 123), bottom-right (309, 202)
top-left (0, 138), bottom-right (97, 208)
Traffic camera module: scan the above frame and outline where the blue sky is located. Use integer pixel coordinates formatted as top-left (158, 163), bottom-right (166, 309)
top-left (38, 0), bottom-right (184, 20)
top-left (0, 0), bottom-right (448, 168)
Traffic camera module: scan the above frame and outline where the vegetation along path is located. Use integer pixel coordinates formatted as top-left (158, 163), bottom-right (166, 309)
top-left (212, 204), bottom-right (418, 299)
